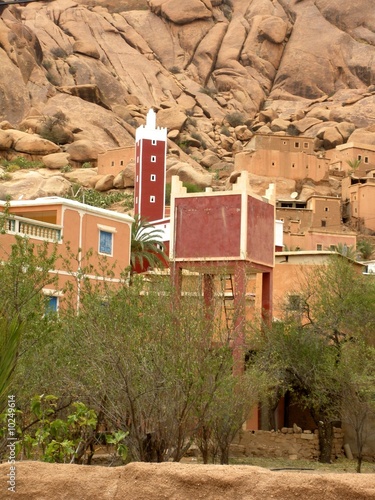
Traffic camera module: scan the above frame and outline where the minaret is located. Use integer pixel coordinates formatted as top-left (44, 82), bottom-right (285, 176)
top-left (134, 109), bottom-right (167, 222)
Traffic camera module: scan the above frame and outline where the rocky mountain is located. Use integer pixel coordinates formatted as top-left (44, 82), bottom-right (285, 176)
top-left (0, 0), bottom-right (375, 201)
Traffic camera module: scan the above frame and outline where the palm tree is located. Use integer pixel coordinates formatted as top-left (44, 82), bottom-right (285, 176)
top-left (329, 243), bottom-right (357, 260)
top-left (130, 214), bottom-right (168, 279)
top-left (357, 239), bottom-right (375, 261)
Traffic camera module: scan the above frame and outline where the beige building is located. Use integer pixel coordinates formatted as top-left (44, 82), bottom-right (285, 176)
top-left (277, 195), bottom-right (357, 251)
top-left (97, 146), bottom-right (134, 176)
top-left (342, 174), bottom-right (375, 232)
top-left (235, 134), bottom-right (329, 182)
top-left (328, 142), bottom-right (375, 176)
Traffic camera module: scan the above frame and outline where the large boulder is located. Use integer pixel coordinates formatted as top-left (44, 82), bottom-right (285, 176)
top-left (6, 130), bottom-right (60, 155)
top-left (43, 152), bottom-right (71, 170)
top-left (0, 129), bottom-right (13, 150)
top-left (65, 140), bottom-right (105, 163)
top-left (348, 126), bottom-right (375, 146)
top-left (166, 161), bottom-right (212, 188)
top-left (148, 0), bottom-right (213, 24)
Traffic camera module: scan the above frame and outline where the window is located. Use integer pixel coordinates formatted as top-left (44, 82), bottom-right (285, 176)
top-left (150, 196), bottom-right (155, 203)
top-left (303, 142), bottom-right (309, 148)
top-left (150, 174), bottom-right (156, 181)
top-left (321, 220), bottom-right (326, 227)
top-left (329, 245), bottom-right (335, 251)
top-left (151, 155), bottom-right (156, 163)
top-left (324, 207), bottom-right (329, 212)
top-left (46, 296), bottom-right (58, 314)
top-left (316, 244), bottom-right (322, 251)
top-left (152, 139), bottom-right (157, 146)
top-left (287, 294), bottom-right (302, 311)
top-left (364, 157), bottom-right (369, 163)
top-left (99, 230), bottom-right (113, 255)
top-left (111, 161), bottom-right (114, 166)
top-left (357, 155), bottom-right (362, 161)
top-left (120, 160), bottom-right (124, 166)
top-left (294, 142), bottom-right (300, 148)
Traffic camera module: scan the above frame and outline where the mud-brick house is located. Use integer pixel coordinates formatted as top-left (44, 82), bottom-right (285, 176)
top-left (235, 134), bottom-right (329, 182)
top-left (0, 197), bottom-right (133, 311)
top-left (97, 146), bottom-right (134, 176)
top-left (328, 142), bottom-right (375, 176)
top-left (276, 194), bottom-right (357, 251)
top-left (342, 172), bottom-right (375, 232)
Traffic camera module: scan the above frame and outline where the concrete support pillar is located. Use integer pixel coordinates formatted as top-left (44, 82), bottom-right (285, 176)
top-left (261, 271), bottom-right (273, 326)
top-left (203, 273), bottom-right (215, 322)
top-left (232, 262), bottom-right (246, 375)
top-left (171, 262), bottom-right (182, 303)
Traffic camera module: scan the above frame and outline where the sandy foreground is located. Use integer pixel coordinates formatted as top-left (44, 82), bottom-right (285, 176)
top-left (1, 461), bottom-right (375, 499)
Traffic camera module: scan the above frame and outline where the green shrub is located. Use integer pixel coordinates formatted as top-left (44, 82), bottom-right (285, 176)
top-left (225, 112), bottom-right (246, 127)
top-left (0, 156), bottom-right (44, 170)
top-left (65, 185), bottom-right (133, 210)
top-left (199, 87), bottom-right (218, 97)
top-left (165, 182), bottom-right (203, 205)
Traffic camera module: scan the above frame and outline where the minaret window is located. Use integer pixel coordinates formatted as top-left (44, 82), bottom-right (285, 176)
top-left (150, 196), bottom-right (155, 203)
top-left (151, 174), bottom-right (156, 181)
top-left (151, 155), bottom-right (156, 162)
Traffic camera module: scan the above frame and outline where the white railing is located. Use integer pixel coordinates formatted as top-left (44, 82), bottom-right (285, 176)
top-left (4, 216), bottom-right (62, 242)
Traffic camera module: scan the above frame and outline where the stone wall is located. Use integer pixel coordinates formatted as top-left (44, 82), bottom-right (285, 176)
top-left (231, 426), bottom-right (344, 461)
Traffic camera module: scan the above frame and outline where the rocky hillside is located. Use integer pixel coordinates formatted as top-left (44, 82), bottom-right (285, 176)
top-left (0, 0), bottom-right (375, 201)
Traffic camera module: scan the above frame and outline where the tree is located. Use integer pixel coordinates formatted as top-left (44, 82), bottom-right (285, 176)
top-left (255, 256), bottom-right (375, 463)
top-left (341, 342), bottom-right (375, 473)
top-left (329, 243), bottom-right (357, 261)
top-left (59, 274), bottom-right (259, 463)
top-left (0, 314), bottom-right (23, 410)
top-left (130, 214), bottom-right (168, 277)
top-left (357, 239), bottom-right (375, 261)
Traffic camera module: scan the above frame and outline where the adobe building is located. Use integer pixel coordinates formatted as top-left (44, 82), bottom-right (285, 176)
top-left (328, 142), bottom-right (375, 176)
top-left (0, 197), bottom-right (133, 311)
top-left (235, 134), bottom-right (329, 182)
top-left (342, 173), bottom-right (375, 232)
top-left (97, 146), bottom-right (134, 176)
top-left (277, 194), bottom-right (357, 251)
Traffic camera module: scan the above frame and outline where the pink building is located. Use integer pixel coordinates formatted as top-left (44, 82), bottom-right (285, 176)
top-left (169, 172), bottom-right (276, 373)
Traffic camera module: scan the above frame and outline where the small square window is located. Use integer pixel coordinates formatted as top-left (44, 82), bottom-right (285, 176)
top-left (316, 244), bottom-right (322, 251)
top-left (303, 142), bottom-right (309, 148)
top-left (150, 174), bottom-right (156, 181)
top-left (151, 155), bottom-right (156, 162)
top-left (329, 245), bottom-right (335, 251)
top-left (99, 230), bottom-right (113, 255)
top-left (150, 196), bottom-right (155, 203)
top-left (46, 296), bottom-right (58, 314)
top-left (321, 220), bottom-right (326, 227)
top-left (294, 142), bottom-right (300, 148)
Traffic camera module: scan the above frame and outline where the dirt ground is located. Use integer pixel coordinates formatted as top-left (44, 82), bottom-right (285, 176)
top-left (1, 461), bottom-right (375, 499)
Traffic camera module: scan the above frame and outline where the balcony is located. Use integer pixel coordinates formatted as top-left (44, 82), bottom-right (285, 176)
top-left (4, 216), bottom-right (62, 242)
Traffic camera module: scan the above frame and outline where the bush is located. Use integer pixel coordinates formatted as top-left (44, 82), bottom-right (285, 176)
top-left (0, 156), bottom-right (44, 170)
top-left (225, 112), bottom-right (246, 127)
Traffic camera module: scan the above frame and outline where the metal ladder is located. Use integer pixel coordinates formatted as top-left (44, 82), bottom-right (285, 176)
top-left (220, 275), bottom-right (235, 331)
